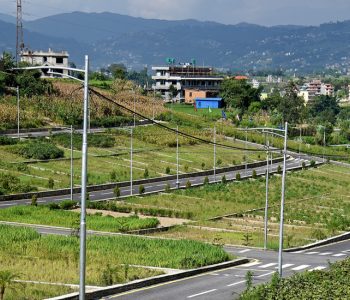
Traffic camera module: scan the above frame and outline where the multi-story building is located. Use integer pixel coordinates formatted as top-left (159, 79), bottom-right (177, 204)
top-left (152, 64), bottom-right (224, 101)
top-left (299, 80), bottom-right (334, 104)
top-left (21, 48), bottom-right (69, 78)
top-left (184, 89), bottom-right (219, 104)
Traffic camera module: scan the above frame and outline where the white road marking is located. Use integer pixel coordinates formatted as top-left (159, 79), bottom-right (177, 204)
top-left (309, 266), bottom-right (326, 272)
top-left (209, 273), bottom-right (219, 276)
top-left (242, 261), bottom-right (262, 267)
top-left (238, 249), bottom-right (251, 254)
top-left (291, 250), bottom-right (305, 254)
top-left (275, 264), bottom-right (294, 269)
top-left (291, 265), bottom-right (310, 271)
top-left (101, 192), bottom-right (113, 195)
top-left (319, 252), bottom-right (332, 256)
top-left (227, 280), bottom-right (246, 287)
top-left (332, 253), bottom-right (347, 257)
top-left (305, 252), bottom-right (319, 255)
top-left (258, 263), bottom-right (278, 269)
top-left (256, 271), bottom-right (275, 278)
top-left (187, 289), bottom-right (217, 298)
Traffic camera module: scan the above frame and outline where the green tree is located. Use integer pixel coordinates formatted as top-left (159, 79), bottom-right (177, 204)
top-left (220, 78), bottom-right (262, 116)
top-left (169, 84), bottom-right (178, 100)
top-left (0, 270), bottom-right (20, 300)
top-left (108, 63), bottom-right (127, 80)
top-left (262, 89), bottom-right (282, 111)
top-left (277, 81), bottom-right (305, 125)
top-left (309, 95), bottom-right (340, 125)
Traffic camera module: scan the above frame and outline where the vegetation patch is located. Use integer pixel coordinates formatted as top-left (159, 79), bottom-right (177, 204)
top-left (0, 173), bottom-right (36, 195)
top-left (52, 133), bottom-right (115, 149)
top-left (240, 258), bottom-right (350, 300)
top-left (10, 140), bottom-right (64, 160)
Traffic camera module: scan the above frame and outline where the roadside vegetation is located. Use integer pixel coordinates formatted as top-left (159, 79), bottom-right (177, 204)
top-left (0, 224), bottom-right (231, 298)
top-left (240, 258), bottom-right (350, 300)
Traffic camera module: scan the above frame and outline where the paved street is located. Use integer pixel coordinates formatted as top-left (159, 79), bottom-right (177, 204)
top-left (104, 240), bottom-right (350, 300)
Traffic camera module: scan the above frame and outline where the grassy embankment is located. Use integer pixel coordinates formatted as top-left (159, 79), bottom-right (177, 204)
top-left (0, 225), bottom-right (231, 299)
top-left (119, 164), bottom-right (350, 249)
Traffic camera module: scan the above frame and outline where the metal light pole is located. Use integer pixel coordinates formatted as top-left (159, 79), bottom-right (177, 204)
top-left (264, 138), bottom-right (269, 250)
top-left (323, 128), bottom-right (326, 163)
top-left (153, 88), bottom-right (155, 120)
top-left (130, 127), bottom-right (133, 196)
top-left (133, 91), bottom-right (136, 128)
top-left (213, 126), bottom-right (216, 182)
top-left (278, 122), bottom-right (288, 277)
top-left (176, 126), bottom-right (180, 188)
top-left (12, 57), bottom-right (90, 299)
top-left (17, 86), bottom-right (20, 139)
top-left (70, 125), bottom-right (74, 201)
top-left (245, 128), bottom-right (248, 175)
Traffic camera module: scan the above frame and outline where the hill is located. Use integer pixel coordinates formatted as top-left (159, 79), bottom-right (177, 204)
top-left (1, 12), bottom-right (350, 72)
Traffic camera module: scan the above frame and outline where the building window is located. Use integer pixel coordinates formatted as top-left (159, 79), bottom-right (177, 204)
top-left (43, 56), bottom-right (47, 62)
top-left (56, 57), bottom-right (63, 64)
top-left (189, 92), bottom-right (192, 97)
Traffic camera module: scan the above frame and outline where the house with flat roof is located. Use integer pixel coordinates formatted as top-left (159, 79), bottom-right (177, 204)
top-left (21, 48), bottom-right (69, 78)
top-left (152, 63), bottom-right (224, 101)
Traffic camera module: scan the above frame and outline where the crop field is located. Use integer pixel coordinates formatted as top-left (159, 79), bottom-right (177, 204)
top-left (0, 225), bottom-right (231, 299)
top-left (128, 164), bottom-right (350, 248)
top-left (0, 125), bottom-right (264, 193)
top-left (0, 205), bottom-right (160, 232)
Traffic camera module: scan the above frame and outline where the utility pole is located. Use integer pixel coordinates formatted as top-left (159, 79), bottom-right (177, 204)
top-left (245, 128), bottom-right (248, 175)
top-left (153, 88), bottom-right (155, 120)
top-left (130, 128), bottom-right (133, 196)
top-left (17, 86), bottom-right (20, 139)
top-left (79, 55), bottom-right (89, 300)
top-left (70, 125), bottom-right (74, 201)
top-left (323, 128), bottom-right (326, 163)
top-left (176, 126), bottom-right (180, 188)
top-left (278, 122), bottom-right (288, 277)
top-left (264, 138), bottom-right (269, 250)
top-left (133, 91), bottom-right (136, 127)
top-left (16, 0), bottom-right (24, 65)
top-left (213, 126), bottom-right (216, 182)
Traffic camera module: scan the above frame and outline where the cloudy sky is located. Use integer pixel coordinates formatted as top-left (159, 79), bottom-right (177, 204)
top-left (1, 0), bottom-right (350, 26)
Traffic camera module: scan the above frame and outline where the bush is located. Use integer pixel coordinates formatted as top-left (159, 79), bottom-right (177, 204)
top-left (139, 185), bottom-right (145, 194)
top-left (310, 160), bottom-right (316, 168)
top-left (302, 161), bottom-right (306, 169)
top-left (114, 186), bottom-right (121, 198)
top-left (184, 165), bottom-right (189, 172)
top-left (52, 133), bottom-right (115, 149)
top-left (277, 165), bottom-right (282, 174)
top-left (60, 200), bottom-right (77, 210)
top-left (236, 173), bottom-right (241, 181)
top-left (47, 178), bottom-right (54, 189)
top-left (110, 171), bottom-right (117, 181)
top-left (165, 166), bottom-right (171, 175)
top-left (203, 176), bottom-right (209, 185)
top-left (48, 202), bottom-right (60, 210)
top-left (12, 141), bottom-right (64, 160)
top-left (31, 194), bottom-right (38, 206)
top-left (0, 173), bottom-right (36, 195)
top-left (143, 168), bottom-right (149, 178)
top-left (217, 158), bottom-right (222, 166)
top-left (221, 175), bottom-right (227, 184)
top-left (0, 136), bottom-right (17, 145)
top-left (252, 170), bottom-right (257, 179)
top-left (186, 180), bottom-right (192, 189)
top-left (201, 162), bottom-right (206, 170)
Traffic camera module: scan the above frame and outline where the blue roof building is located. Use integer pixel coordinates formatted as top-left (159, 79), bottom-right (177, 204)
top-left (195, 98), bottom-right (223, 109)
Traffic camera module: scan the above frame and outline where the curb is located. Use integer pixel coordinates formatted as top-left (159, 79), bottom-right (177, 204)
top-left (285, 231), bottom-right (350, 252)
top-left (46, 258), bottom-right (250, 300)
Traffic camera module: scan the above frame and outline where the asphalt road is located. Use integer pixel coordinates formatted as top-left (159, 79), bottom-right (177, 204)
top-left (0, 156), bottom-right (307, 209)
top-left (103, 240), bottom-right (350, 300)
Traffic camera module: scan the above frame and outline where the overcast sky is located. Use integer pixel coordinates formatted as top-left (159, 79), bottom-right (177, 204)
top-left (1, 0), bottom-right (350, 26)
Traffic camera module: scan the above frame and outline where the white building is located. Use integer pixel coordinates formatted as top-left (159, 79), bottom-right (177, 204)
top-left (152, 64), bottom-right (224, 101)
top-left (21, 48), bottom-right (69, 78)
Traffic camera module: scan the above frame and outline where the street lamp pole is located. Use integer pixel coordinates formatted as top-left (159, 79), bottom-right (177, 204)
top-left (130, 127), bottom-right (133, 196)
top-left (133, 91), bottom-right (136, 128)
top-left (176, 125), bottom-right (180, 188)
top-left (264, 138), bottom-right (269, 250)
top-left (213, 126), bottom-right (216, 182)
top-left (17, 86), bottom-right (20, 139)
top-left (278, 122), bottom-right (288, 277)
top-left (70, 125), bottom-right (74, 201)
top-left (245, 128), bottom-right (248, 175)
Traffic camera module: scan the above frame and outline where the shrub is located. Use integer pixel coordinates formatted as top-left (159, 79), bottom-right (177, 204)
top-left (11, 141), bottom-right (64, 160)
top-left (52, 133), bottom-right (115, 149)
top-left (186, 180), bottom-right (192, 189)
top-left (110, 171), bottom-right (117, 181)
top-left (203, 176), bottom-right (209, 185)
top-left (139, 185), bottom-right (145, 194)
top-left (47, 177), bottom-right (54, 189)
top-left (0, 136), bottom-right (17, 145)
top-left (60, 200), bottom-right (77, 210)
top-left (201, 162), bottom-right (206, 170)
top-left (114, 186), bottom-right (121, 198)
top-left (236, 173), bottom-right (241, 181)
top-left (143, 168), bottom-right (149, 179)
top-left (277, 165), bottom-right (282, 174)
top-left (31, 194), bottom-right (38, 206)
top-left (310, 160), bottom-right (316, 168)
top-left (232, 160), bottom-right (236, 165)
top-left (217, 158), bottom-right (222, 166)
top-left (252, 170), bottom-right (257, 179)
top-left (48, 202), bottom-right (60, 210)
top-left (302, 161), bottom-right (306, 169)
top-left (165, 166), bottom-right (171, 175)
top-left (184, 165), bottom-right (189, 172)
top-left (311, 229), bottom-right (327, 241)
top-left (221, 175), bottom-right (227, 184)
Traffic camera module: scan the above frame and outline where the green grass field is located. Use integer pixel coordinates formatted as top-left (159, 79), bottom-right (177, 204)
top-left (0, 224), bottom-right (231, 299)
top-left (0, 205), bottom-right (160, 232)
top-left (128, 164), bottom-right (350, 248)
